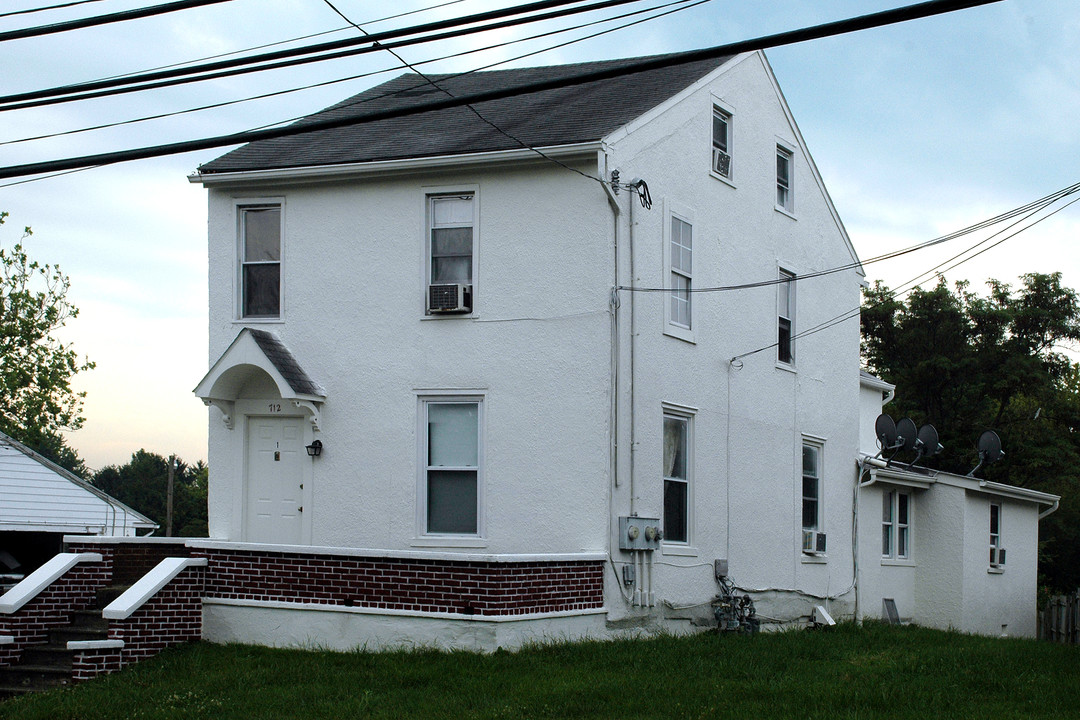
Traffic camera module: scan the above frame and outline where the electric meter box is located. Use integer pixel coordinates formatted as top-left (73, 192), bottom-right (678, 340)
top-left (619, 516), bottom-right (662, 551)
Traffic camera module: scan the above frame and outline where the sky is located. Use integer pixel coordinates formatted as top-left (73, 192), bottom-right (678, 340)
top-left (0, 0), bottom-right (1077, 471)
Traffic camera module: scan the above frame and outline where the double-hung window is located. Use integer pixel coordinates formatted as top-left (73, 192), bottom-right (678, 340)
top-left (422, 399), bottom-right (481, 535)
top-left (882, 490), bottom-right (911, 559)
top-left (711, 105), bottom-right (732, 179)
top-left (989, 502), bottom-right (1004, 566)
top-left (239, 203), bottom-right (282, 319)
top-left (427, 193), bottom-right (475, 314)
top-left (777, 269), bottom-right (795, 364)
top-left (664, 203), bottom-right (694, 342)
top-left (663, 411), bottom-right (692, 544)
top-left (776, 145), bottom-right (794, 213)
top-left (801, 440), bottom-right (822, 532)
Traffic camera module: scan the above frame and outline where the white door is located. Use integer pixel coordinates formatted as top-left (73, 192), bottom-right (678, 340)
top-left (244, 416), bottom-right (305, 544)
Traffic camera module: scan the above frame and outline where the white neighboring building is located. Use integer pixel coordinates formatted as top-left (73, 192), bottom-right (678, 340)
top-left (183, 49), bottom-right (1050, 648)
top-left (0, 431), bottom-right (157, 577)
top-left (855, 374), bottom-right (1058, 637)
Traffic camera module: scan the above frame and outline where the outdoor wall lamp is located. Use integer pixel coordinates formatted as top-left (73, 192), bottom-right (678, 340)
top-left (306, 440), bottom-right (323, 457)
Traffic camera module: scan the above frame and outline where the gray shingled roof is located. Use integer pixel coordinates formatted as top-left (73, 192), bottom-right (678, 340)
top-left (248, 329), bottom-right (326, 398)
top-left (199, 51), bottom-right (732, 174)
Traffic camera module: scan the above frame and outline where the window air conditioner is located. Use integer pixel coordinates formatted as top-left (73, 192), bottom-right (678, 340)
top-left (712, 147), bottom-right (731, 177)
top-left (428, 283), bottom-right (472, 313)
top-left (802, 530), bottom-right (827, 555)
top-left (990, 547), bottom-right (1006, 567)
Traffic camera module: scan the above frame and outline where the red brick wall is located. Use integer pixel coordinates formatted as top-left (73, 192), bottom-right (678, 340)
top-left (64, 540), bottom-right (191, 586)
top-left (107, 565), bottom-right (204, 666)
top-left (194, 549), bottom-right (603, 616)
top-left (71, 647), bottom-right (122, 681)
top-left (0, 560), bottom-right (109, 667)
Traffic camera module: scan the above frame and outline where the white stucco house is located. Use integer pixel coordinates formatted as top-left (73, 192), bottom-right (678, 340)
top-left (176, 48), bottom-right (1055, 647)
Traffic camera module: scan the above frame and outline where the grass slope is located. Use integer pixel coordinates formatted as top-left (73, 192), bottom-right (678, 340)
top-left (1, 623), bottom-right (1077, 719)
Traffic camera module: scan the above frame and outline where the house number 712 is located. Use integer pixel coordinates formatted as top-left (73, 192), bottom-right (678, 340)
top-left (268, 403), bottom-right (282, 412)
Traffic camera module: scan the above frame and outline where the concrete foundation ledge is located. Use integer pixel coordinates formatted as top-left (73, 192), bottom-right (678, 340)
top-left (202, 598), bottom-right (610, 652)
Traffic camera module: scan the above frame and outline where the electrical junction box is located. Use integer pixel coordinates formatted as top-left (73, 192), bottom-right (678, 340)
top-left (619, 516), bottom-right (662, 551)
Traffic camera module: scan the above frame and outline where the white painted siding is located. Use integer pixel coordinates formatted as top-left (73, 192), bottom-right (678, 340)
top-left (0, 439), bottom-right (153, 536)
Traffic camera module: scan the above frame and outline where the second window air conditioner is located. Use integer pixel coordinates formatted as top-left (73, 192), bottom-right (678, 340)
top-left (428, 283), bottom-right (472, 313)
top-left (802, 530), bottom-right (827, 555)
top-left (712, 147), bottom-right (731, 177)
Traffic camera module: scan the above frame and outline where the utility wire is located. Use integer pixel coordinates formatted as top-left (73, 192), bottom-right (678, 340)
top-left (0, 0), bottom-right (237, 42)
top-left (1, 0), bottom-right (699, 160)
top-left (0, 0), bottom-right (629, 108)
top-left (0, 0), bottom-right (106, 19)
top-left (0, 0), bottom-right (1007, 180)
top-left (96, 0), bottom-right (467, 82)
top-left (727, 188), bottom-right (1079, 363)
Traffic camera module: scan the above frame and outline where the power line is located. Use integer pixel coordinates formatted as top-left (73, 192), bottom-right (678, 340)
top-left (0, 0), bottom-right (106, 19)
top-left (0, 0), bottom-right (627, 108)
top-left (1, 0), bottom-right (700, 150)
top-left (0, 0), bottom-right (1007, 180)
top-left (0, 0), bottom-right (237, 42)
top-left (727, 188), bottom-right (1079, 363)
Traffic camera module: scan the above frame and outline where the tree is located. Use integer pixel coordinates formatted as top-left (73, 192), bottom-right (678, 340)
top-left (0, 211), bottom-right (94, 474)
top-left (92, 451), bottom-right (208, 537)
top-left (862, 273), bottom-right (1080, 591)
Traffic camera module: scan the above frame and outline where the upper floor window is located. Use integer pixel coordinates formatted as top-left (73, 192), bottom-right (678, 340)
top-left (427, 193), bottom-right (475, 314)
top-left (989, 502), bottom-right (1005, 567)
top-left (422, 398), bottom-right (481, 535)
top-left (777, 269), bottom-right (795, 364)
top-left (664, 203), bottom-right (694, 343)
top-left (663, 411), bottom-right (692, 544)
top-left (776, 145), bottom-right (794, 213)
top-left (882, 490), bottom-right (911, 559)
top-left (711, 106), bottom-right (732, 179)
top-left (239, 203), bottom-right (282, 319)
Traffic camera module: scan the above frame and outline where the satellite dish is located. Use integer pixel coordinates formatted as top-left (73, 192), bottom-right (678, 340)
top-left (896, 418), bottom-right (918, 453)
top-left (967, 430), bottom-right (1004, 477)
top-left (912, 424), bottom-right (942, 465)
top-left (978, 430), bottom-right (1003, 463)
top-left (875, 414), bottom-right (898, 450)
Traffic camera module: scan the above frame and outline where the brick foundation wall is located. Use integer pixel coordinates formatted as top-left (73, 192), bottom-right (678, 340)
top-left (0, 560), bottom-right (110, 667)
top-left (107, 565), bottom-right (204, 666)
top-left (194, 549), bottom-right (604, 616)
top-left (72, 647), bottom-right (123, 681)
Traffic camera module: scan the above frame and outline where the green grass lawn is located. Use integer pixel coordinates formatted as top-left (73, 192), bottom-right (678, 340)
top-left (1, 623), bottom-right (1077, 719)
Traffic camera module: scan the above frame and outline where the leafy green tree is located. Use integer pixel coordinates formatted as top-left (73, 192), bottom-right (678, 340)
top-left (0, 211), bottom-right (94, 475)
top-left (92, 450), bottom-right (208, 537)
top-left (862, 273), bottom-right (1080, 591)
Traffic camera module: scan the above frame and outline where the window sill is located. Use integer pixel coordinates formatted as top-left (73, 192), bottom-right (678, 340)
top-left (661, 544), bottom-right (698, 557)
top-left (663, 325), bottom-right (696, 344)
top-left (411, 537), bottom-right (488, 549)
top-left (800, 553), bottom-right (827, 564)
top-left (881, 558), bottom-right (915, 567)
top-left (987, 566), bottom-right (1005, 575)
top-left (775, 361), bottom-right (796, 374)
top-left (234, 317), bottom-right (283, 324)
top-left (420, 313), bottom-right (476, 321)
top-left (774, 206), bottom-right (797, 220)
top-left (709, 171), bottom-right (736, 189)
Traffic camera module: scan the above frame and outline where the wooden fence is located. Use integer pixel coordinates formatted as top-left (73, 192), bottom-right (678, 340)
top-left (1038, 592), bottom-right (1080, 644)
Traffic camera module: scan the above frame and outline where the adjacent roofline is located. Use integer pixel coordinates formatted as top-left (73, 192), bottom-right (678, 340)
top-left (0, 431), bottom-right (157, 529)
top-left (190, 142), bottom-right (602, 186)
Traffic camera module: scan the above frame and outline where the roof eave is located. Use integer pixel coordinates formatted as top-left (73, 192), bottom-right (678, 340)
top-left (190, 142), bottom-right (604, 186)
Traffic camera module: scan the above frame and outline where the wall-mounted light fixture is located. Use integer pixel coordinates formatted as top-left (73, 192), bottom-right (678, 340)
top-left (306, 439), bottom-right (323, 457)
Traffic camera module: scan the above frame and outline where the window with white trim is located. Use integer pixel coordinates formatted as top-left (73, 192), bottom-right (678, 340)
top-left (663, 411), bottom-right (692, 544)
top-left (776, 145), bottom-right (794, 213)
top-left (711, 105), bottom-right (732, 179)
top-left (422, 398), bottom-right (481, 535)
top-left (778, 269), bottom-right (795, 364)
top-left (669, 215), bottom-right (692, 329)
top-left (238, 203), bottom-right (282, 319)
top-left (989, 502), bottom-right (1002, 565)
top-left (426, 193), bottom-right (475, 314)
top-left (882, 490), bottom-right (911, 559)
top-left (801, 440), bottom-right (822, 531)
